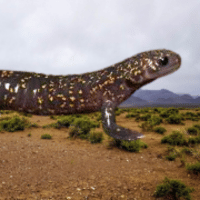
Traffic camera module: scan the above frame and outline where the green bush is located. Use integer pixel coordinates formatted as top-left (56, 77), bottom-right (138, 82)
top-left (139, 113), bottom-right (151, 121)
top-left (187, 127), bottom-right (199, 135)
top-left (153, 126), bottom-right (167, 134)
top-left (148, 115), bottom-right (163, 126)
top-left (69, 125), bottom-right (84, 138)
top-left (166, 114), bottom-right (183, 124)
top-left (96, 113), bottom-right (102, 121)
top-left (115, 108), bottom-right (124, 116)
top-left (41, 134), bottom-right (52, 139)
top-left (125, 113), bottom-right (139, 118)
top-left (72, 118), bottom-right (93, 135)
top-left (29, 123), bottom-right (39, 128)
top-left (89, 131), bottom-right (104, 143)
top-left (160, 107), bottom-right (179, 118)
top-left (181, 147), bottom-right (193, 155)
top-left (112, 139), bottom-right (148, 152)
top-left (166, 153), bottom-right (177, 161)
top-left (188, 136), bottom-right (200, 145)
top-left (161, 131), bottom-right (187, 146)
top-left (57, 116), bottom-right (76, 128)
top-left (0, 115), bottom-right (29, 132)
top-left (193, 124), bottom-right (200, 130)
top-left (50, 115), bottom-right (57, 120)
top-left (19, 112), bottom-right (32, 117)
top-left (186, 162), bottom-right (200, 175)
top-left (154, 177), bottom-right (194, 200)
top-left (139, 121), bottom-right (154, 132)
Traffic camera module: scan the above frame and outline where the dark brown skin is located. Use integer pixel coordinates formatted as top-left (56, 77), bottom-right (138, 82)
top-left (0, 49), bottom-right (181, 140)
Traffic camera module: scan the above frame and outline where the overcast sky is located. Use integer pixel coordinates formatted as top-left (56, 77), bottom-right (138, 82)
top-left (0, 0), bottom-right (200, 95)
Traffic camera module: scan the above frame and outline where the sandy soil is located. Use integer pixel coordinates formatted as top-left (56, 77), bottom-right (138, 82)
top-left (0, 112), bottom-right (199, 200)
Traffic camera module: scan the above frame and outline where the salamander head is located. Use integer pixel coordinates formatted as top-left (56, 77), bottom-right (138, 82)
top-left (125, 49), bottom-right (181, 84)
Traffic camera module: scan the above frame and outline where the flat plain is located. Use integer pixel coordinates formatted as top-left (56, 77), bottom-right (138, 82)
top-left (0, 107), bottom-right (199, 200)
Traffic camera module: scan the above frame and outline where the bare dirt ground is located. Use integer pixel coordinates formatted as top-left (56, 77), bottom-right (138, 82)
top-left (0, 111), bottom-right (199, 200)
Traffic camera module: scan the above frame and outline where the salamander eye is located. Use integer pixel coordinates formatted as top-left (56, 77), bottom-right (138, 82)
top-left (159, 57), bottom-right (168, 66)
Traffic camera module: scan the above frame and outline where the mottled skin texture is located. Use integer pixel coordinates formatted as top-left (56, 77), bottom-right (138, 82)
top-left (0, 49), bottom-right (181, 140)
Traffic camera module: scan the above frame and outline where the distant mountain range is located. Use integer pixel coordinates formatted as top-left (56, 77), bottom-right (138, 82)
top-left (119, 89), bottom-right (200, 108)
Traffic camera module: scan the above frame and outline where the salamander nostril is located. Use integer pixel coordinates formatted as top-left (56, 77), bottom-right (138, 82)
top-left (159, 57), bottom-right (168, 66)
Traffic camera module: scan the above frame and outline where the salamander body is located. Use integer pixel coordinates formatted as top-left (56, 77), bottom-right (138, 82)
top-left (0, 49), bottom-right (181, 140)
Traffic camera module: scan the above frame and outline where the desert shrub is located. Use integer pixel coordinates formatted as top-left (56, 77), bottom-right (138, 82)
top-left (188, 136), bottom-right (200, 145)
top-left (166, 114), bottom-right (183, 124)
top-left (96, 113), bottom-right (102, 121)
top-left (161, 131), bottom-right (187, 146)
top-left (165, 146), bottom-right (181, 161)
top-left (111, 139), bottom-right (148, 152)
top-left (89, 131), bottom-right (104, 143)
top-left (181, 147), bottom-right (193, 155)
top-left (166, 153), bottom-right (177, 161)
top-left (139, 121), bottom-right (154, 132)
top-left (187, 127), bottom-right (199, 135)
top-left (72, 118), bottom-right (97, 134)
top-left (50, 115), bottom-right (57, 120)
top-left (29, 123), bottom-right (39, 128)
top-left (159, 107), bottom-right (179, 118)
top-left (186, 162), bottom-right (200, 175)
top-left (140, 107), bottom-right (151, 113)
top-left (115, 108), bottom-right (124, 116)
top-left (193, 124), bottom-right (200, 130)
top-left (0, 115), bottom-right (29, 132)
top-left (69, 125), bottom-right (84, 138)
top-left (0, 110), bottom-right (14, 114)
top-left (0, 116), bottom-right (11, 121)
top-left (153, 126), bottom-right (167, 134)
top-left (125, 113), bottom-right (139, 118)
top-left (149, 115), bottom-right (163, 126)
top-left (160, 111), bottom-right (170, 118)
top-left (183, 112), bottom-right (199, 121)
top-left (153, 108), bottom-right (159, 113)
top-left (139, 113), bottom-right (151, 121)
top-left (53, 115), bottom-right (100, 131)
top-left (19, 112), bottom-right (32, 117)
top-left (154, 177), bottom-right (194, 200)
top-left (41, 134), bottom-right (52, 139)
top-left (57, 116), bottom-right (76, 128)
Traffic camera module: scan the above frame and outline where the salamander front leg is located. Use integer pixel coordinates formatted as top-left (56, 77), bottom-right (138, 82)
top-left (101, 100), bottom-right (144, 140)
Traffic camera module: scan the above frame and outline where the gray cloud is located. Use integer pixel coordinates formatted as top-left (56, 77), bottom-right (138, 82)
top-left (0, 0), bottom-right (199, 95)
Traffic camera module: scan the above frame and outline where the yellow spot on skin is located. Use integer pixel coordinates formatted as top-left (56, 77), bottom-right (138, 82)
top-left (57, 94), bottom-right (64, 98)
top-left (120, 85), bottom-right (125, 90)
top-left (69, 104), bottom-right (74, 108)
top-left (62, 97), bottom-right (66, 101)
top-left (70, 97), bottom-right (75, 102)
top-left (10, 88), bottom-right (13, 93)
top-left (69, 91), bottom-right (73, 94)
top-left (21, 84), bottom-right (26, 89)
top-left (80, 99), bottom-right (84, 103)
top-left (60, 102), bottom-right (66, 108)
top-left (78, 90), bottom-right (83, 94)
top-left (37, 97), bottom-right (43, 104)
top-left (42, 84), bottom-right (46, 88)
top-left (103, 91), bottom-right (107, 96)
top-left (49, 96), bottom-right (53, 101)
